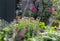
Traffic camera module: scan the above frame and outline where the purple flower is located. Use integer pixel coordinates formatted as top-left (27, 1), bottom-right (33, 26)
top-left (40, 29), bottom-right (44, 33)
top-left (19, 31), bottom-right (25, 38)
top-left (24, 26), bottom-right (28, 30)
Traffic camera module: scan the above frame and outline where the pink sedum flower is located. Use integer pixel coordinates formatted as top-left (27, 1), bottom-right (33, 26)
top-left (50, 7), bottom-right (54, 13)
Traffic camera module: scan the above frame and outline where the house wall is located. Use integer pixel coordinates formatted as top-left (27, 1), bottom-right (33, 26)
top-left (0, 0), bottom-right (16, 22)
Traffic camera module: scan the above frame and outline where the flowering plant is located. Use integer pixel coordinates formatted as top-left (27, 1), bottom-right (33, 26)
top-left (23, 4), bottom-right (37, 18)
top-left (0, 18), bottom-right (59, 41)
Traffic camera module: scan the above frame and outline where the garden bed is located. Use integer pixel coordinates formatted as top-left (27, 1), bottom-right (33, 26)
top-left (0, 17), bottom-right (60, 41)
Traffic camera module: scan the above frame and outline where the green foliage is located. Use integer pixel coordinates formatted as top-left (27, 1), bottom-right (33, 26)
top-left (0, 18), bottom-right (59, 41)
top-left (52, 0), bottom-right (60, 21)
top-left (40, 0), bottom-right (53, 25)
top-left (0, 31), bottom-right (5, 41)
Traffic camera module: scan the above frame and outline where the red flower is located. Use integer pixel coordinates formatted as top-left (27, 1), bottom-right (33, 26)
top-left (24, 26), bottom-right (28, 30)
top-left (19, 31), bottom-right (25, 38)
top-left (31, 7), bottom-right (36, 12)
top-left (40, 29), bottom-right (44, 33)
